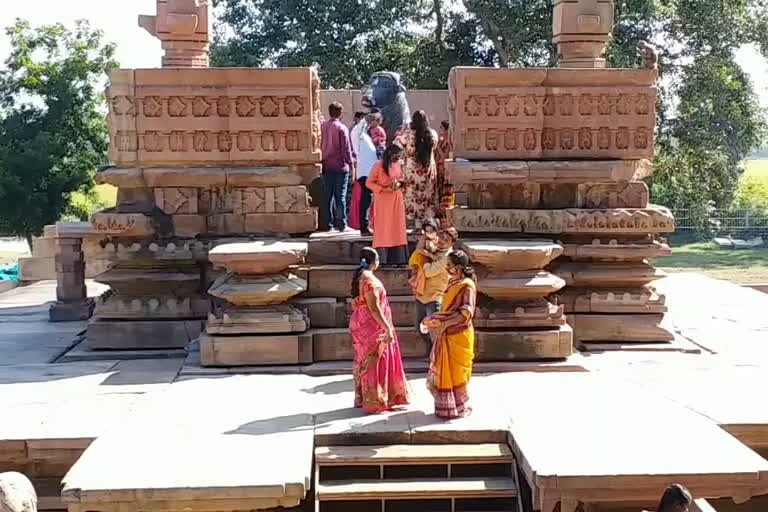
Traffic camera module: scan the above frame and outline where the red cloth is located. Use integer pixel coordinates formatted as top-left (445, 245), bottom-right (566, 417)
top-left (349, 182), bottom-right (362, 230)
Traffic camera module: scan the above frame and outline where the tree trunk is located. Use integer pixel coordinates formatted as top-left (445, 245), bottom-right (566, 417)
top-left (25, 232), bottom-right (33, 255)
top-left (433, 0), bottom-right (445, 46)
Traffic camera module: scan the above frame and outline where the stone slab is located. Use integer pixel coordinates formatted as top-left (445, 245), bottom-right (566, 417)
top-left (97, 166), bottom-right (320, 189)
top-left (106, 67), bottom-right (321, 167)
top-left (446, 159), bottom-right (653, 185)
top-left (306, 266), bottom-right (411, 298)
top-left (94, 268), bottom-right (201, 295)
top-left (475, 325), bottom-right (573, 361)
top-left (87, 319), bottom-right (203, 349)
top-left (243, 210), bottom-right (317, 235)
top-left (460, 239), bottom-right (563, 271)
top-left (208, 240), bottom-right (308, 275)
top-left (92, 239), bottom-right (227, 264)
top-left (18, 257), bottom-right (55, 282)
top-left (567, 313), bottom-right (675, 343)
top-left (459, 182), bottom-right (649, 209)
top-left (206, 305), bottom-right (307, 334)
top-left (58, 343), bottom-right (185, 363)
top-left (49, 299), bottom-right (95, 322)
top-left (208, 273), bottom-right (306, 307)
top-left (291, 297), bottom-right (344, 329)
top-left (200, 333), bottom-right (313, 366)
top-left (343, 295), bottom-right (416, 328)
top-left (32, 237), bottom-right (57, 258)
top-left (478, 270), bottom-right (566, 301)
top-left (449, 67), bottom-right (656, 160)
top-left (307, 232), bottom-right (420, 265)
top-left (450, 207), bottom-right (675, 234)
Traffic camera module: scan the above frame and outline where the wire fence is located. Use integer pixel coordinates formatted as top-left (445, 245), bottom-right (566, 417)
top-left (672, 208), bottom-right (768, 234)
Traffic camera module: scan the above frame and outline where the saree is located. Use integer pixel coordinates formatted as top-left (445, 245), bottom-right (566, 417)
top-left (349, 272), bottom-right (410, 413)
top-left (427, 277), bottom-right (477, 419)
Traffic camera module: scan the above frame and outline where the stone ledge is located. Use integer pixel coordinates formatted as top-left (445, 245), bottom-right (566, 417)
top-left (97, 165), bottom-right (321, 188)
top-left (449, 207), bottom-right (675, 234)
top-left (209, 240), bottom-right (308, 275)
top-left (447, 159), bottom-right (653, 185)
top-left (460, 239), bottom-right (563, 271)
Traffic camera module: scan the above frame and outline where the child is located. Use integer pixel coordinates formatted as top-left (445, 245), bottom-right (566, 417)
top-left (408, 218), bottom-right (440, 295)
top-left (367, 113), bottom-right (387, 158)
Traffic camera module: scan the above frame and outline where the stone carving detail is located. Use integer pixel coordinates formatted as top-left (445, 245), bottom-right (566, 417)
top-left (91, 213), bottom-right (154, 236)
top-left (232, 186), bottom-right (310, 215)
top-left (155, 188), bottom-right (199, 214)
top-left (139, 0), bottom-right (212, 68)
top-left (450, 208), bottom-right (675, 234)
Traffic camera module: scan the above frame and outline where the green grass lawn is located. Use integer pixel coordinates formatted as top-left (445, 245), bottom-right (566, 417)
top-left (744, 159), bottom-right (768, 184)
top-left (659, 240), bottom-right (768, 284)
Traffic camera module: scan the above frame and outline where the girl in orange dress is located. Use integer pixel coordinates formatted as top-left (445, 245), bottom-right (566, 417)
top-left (366, 144), bottom-right (408, 266)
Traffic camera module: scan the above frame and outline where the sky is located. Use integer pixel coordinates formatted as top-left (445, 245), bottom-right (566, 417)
top-left (1, 0), bottom-right (767, 110)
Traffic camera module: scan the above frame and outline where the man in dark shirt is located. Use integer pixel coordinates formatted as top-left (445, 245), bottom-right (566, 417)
top-left (321, 102), bottom-right (356, 231)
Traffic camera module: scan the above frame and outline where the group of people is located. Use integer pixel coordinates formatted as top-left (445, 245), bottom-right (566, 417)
top-left (348, 222), bottom-right (475, 419)
top-left (319, 101), bottom-right (453, 266)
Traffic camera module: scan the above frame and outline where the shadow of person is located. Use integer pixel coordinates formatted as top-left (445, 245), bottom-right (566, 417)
top-left (301, 378), bottom-right (354, 396)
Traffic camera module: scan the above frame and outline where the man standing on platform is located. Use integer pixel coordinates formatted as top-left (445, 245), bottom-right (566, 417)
top-left (321, 102), bottom-right (355, 231)
top-left (414, 228), bottom-right (458, 353)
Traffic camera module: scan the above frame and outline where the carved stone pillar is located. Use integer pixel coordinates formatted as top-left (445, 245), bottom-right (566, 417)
top-left (553, 0), bottom-right (615, 68)
top-left (49, 223), bottom-right (95, 322)
top-left (139, 0), bottom-right (212, 68)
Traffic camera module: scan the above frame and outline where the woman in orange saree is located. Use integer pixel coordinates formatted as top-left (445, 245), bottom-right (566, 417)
top-left (349, 247), bottom-right (411, 414)
top-left (423, 250), bottom-right (477, 419)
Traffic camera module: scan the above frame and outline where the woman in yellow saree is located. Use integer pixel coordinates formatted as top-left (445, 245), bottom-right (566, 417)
top-left (423, 250), bottom-right (477, 419)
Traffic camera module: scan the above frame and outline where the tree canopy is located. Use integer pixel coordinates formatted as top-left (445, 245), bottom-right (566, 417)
top-left (213, 0), bottom-right (768, 231)
top-left (0, 19), bottom-right (117, 242)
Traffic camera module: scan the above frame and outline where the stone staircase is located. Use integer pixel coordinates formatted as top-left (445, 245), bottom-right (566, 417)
top-left (314, 443), bottom-right (522, 512)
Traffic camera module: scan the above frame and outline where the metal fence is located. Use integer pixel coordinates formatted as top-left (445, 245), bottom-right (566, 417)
top-left (672, 208), bottom-right (768, 233)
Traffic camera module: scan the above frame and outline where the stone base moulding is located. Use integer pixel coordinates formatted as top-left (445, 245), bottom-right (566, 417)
top-left (475, 299), bottom-right (566, 329)
top-left (446, 159), bottom-right (653, 185)
top-left (200, 333), bottom-right (313, 366)
top-left (478, 271), bottom-right (566, 302)
top-left (87, 319), bottom-right (204, 349)
top-left (555, 287), bottom-right (667, 314)
top-left (49, 298), bottom-right (95, 322)
top-left (207, 305), bottom-right (308, 334)
top-left (209, 240), bottom-right (308, 275)
top-left (96, 165), bottom-right (322, 189)
top-left (567, 313), bottom-right (675, 343)
top-left (208, 273), bottom-right (307, 306)
top-left (460, 239), bottom-right (563, 271)
top-left (474, 325), bottom-right (574, 361)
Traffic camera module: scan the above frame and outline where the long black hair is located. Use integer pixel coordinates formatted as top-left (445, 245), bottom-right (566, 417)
top-left (656, 484), bottom-right (692, 512)
top-left (351, 247), bottom-right (379, 298)
top-left (448, 250), bottom-right (476, 282)
top-left (410, 110), bottom-right (434, 168)
top-left (382, 144), bottom-right (403, 176)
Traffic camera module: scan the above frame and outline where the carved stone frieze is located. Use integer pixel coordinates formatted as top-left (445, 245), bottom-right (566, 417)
top-left (475, 298), bottom-right (566, 329)
top-left (448, 67), bottom-right (656, 160)
top-left (154, 187), bottom-right (198, 214)
top-left (552, 261), bottom-right (666, 288)
top-left (449, 207), bottom-right (675, 234)
top-left (554, 286), bottom-right (667, 314)
top-left (560, 238), bottom-right (672, 261)
top-left (446, 159), bottom-right (653, 185)
top-left (91, 213), bottom-right (155, 237)
top-left (232, 186), bottom-right (310, 215)
top-left (106, 68), bottom-right (321, 166)
top-left (95, 292), bottom-right (208, 319)
top-left (207, 304), bottom-right (308, 334)
top-left (464, 182), bottom-right (649, 209)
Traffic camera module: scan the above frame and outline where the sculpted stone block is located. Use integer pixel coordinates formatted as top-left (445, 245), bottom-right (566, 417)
top-left (555, 286), bottom-right (667, 314)
top-left (208, 273), bottom-right (306, 306)
top-left (154, 188), bottom-right (198, 214)
top-left (106, 68), bottom-right (321, 167)
top-left (553, 0), bottom-right (614, 68)
top-left (208, 240), bottom-right (308, 275)
top-left (97, 167), bottom-right (145, 188)
top-left (307, 266), bottom-right (410, 298)
top-left (91, 213), bottom-right (155, 237)
top-left (478, 270), bottom-right (566, 301)
top-left (553, 261), bottom-right (666, 287)
top-left (561, 238), bottom-right (671, 261)
top-left (139, 0), bottom-right (212, 68)
top-left (449, 207), bottom-right (675, 234)
top-left (232, 186), bottom-right (309, 214)
top-left (93, 238), bottom-right (221, 263)
top-left (446, 159), bottom-right (653, 185)
top-left (448, 67), bottom-right (656, 160)
top-left (244, 210), bottom-right (317, 235)
top-left (567, 313), bottom-right (674, 342)
top-left (292, 297), bottom-right (343, 329)
top-left (460, 240), bottom-right (563, 271)
top-left (144, 168), bottom-right (226, 188)
top-left (95, 293), bottom-right (209, 319)
top-left (206, 304), bottom-right (307, 334)
top-left (474, 325), bottom-right (573, 361)
top-left (577, 182), bottom-right (649, 208)
top-left (466, 184), bottom-right (541, 209)
top-left (475, 299), bottom-right (566, 329)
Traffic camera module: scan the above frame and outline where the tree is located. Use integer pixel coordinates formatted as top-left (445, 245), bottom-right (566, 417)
top-left (0, 19), bottom-right (116, 245)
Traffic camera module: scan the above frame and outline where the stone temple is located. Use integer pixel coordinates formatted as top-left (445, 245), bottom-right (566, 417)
top-left (13, 2), bottom-right (767, 512)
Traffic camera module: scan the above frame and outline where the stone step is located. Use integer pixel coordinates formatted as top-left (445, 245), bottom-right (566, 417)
top-left (307, 231), bottom-right (419, 265)
top-left (567, 313), bottom-right (675, 343)
top-left (315, 444), bottom-right (513, 466)
top-left (317, 477), bottom-right (517, 501)
top-left (304, 265), bottom-right (411, 298)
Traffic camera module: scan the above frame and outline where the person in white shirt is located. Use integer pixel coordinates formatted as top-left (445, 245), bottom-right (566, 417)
top-left (355, 127), bottom-right (378, 235)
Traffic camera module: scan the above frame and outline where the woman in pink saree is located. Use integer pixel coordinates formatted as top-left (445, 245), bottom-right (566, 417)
top-left (349, 247), bottom-right (411, 413)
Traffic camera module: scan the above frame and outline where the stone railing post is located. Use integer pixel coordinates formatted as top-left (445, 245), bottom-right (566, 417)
top-left (49, 222), bottom-right (95, 322)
